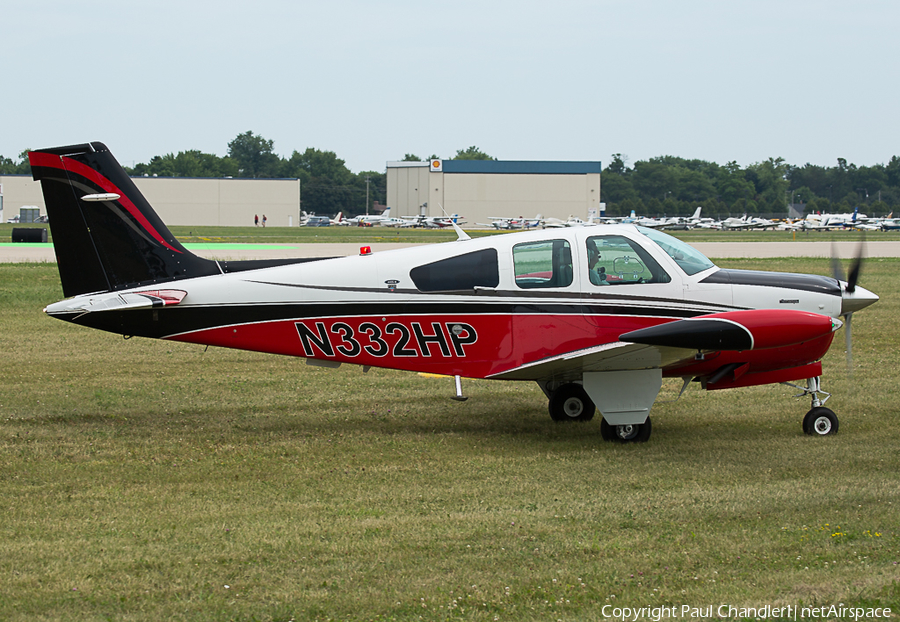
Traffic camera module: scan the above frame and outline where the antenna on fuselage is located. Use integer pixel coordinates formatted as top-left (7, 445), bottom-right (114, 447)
top-left (439, 202), bottom-right (471, 241)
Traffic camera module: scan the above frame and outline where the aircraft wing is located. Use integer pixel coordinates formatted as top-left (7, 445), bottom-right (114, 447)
top-left (487, 341), bottom-right (696, 381)
top-left (488, 309), bottom-right (840, 383)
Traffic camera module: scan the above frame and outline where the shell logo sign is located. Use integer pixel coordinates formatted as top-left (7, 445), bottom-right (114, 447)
top-left (429, 159), bottom-right (443, 172)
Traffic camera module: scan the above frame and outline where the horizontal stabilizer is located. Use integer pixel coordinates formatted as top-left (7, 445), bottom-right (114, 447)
top-left (45, 290), bottom-right (187, 315)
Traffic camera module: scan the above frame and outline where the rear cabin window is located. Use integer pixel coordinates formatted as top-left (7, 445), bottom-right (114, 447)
top-left (513, 239), bottom-right (573, 289)
top-left (409, 248), bottom-right (499, 291)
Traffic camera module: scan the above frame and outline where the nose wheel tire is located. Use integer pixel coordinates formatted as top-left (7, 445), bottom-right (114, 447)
top-left (803, 407), bottom-right (839, 436)
top-left (601, 416), bottom-right (652, 443)
top-left (548, 383), bottom-right (595, 422)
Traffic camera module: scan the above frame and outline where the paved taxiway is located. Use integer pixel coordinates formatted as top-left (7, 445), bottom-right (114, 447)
top-left (2, 240), bottom-right (900, 263)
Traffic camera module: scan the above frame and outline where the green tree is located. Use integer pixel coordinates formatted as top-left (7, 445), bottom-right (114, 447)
top-left (0, 155), bottom-right (17, 174)
top-left (132, 154), bottom-right (177, 177)
top-left (606, 153), bottom-right (630, 176)
top-left (227, 131), bottom-right (281, 178)
top-left (402, 154), bottom-right (422, 162)
top-left (787, 163), bottom-right (830, 200)
top-left (885, 156), bottom-right (900, 188)
top-left (746, 157), bottom-right (790, 214)
top-left (354, 171), bottom-right (386, 216)
top-left (672, 167), bottom-right (716, 205)
top-left (632, 161), bottom-right (676, 206)
top-left (717, 161), bottom-right (756, 206)
top-left (452, 146), bottom-right (495, 160)
top-left (830, 157), bottom-right (856, 201)
top-left (284, 148), bottom-right (357, 216)
top-left (601, 154), bottom-right (637, 206)
top-left (130, 151), bottom-right (240, 178)
top-left (0, 150), bottom-right (31, 175)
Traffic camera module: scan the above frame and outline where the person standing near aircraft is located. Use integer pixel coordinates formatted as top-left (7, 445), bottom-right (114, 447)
top-left (262, 214), bottom-right (266, 227)
top-left (254, 214), bottom-right (259, 226)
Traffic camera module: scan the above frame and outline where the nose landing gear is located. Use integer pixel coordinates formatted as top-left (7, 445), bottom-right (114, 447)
top-left (783, 377), bottom-right (839, 436)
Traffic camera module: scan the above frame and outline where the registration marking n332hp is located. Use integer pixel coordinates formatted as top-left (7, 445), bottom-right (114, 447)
top-left (30, 142), bottom-right (879, 443)
top-left (294, 319), bottom-right (478, 360)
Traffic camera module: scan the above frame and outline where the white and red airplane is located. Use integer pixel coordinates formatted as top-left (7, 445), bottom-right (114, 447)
top-left (30, 143), bottom-right (879, 442)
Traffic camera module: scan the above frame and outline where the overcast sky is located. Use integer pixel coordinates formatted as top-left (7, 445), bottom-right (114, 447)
top-left (3, 0), bottom-right (898, 173)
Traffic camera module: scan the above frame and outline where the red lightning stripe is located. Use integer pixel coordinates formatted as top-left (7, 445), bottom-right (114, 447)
top-left (29, 151), bottom-right (181, 254)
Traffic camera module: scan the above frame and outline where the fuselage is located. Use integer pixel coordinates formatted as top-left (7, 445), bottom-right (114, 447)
top-left (45, 225), bottom-right (869, 384)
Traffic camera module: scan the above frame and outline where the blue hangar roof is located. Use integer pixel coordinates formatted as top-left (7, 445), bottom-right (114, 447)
top-left (441, 160), bottom-right (602, 175)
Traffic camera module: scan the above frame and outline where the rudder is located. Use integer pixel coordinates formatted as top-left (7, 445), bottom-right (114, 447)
top-left (29, 142), bottom-right (220, 297)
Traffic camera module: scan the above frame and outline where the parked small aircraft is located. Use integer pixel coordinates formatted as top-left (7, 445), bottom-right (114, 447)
top-left (30, 143), bottom-right (879, 442)
top-left (300, 210), bottom-right (341, 227)
top-left (800, 208), bottom-right (869, 231)
top-left (400, 214), bottom-right (464, 229)
top-left (540, 215), bottom-right (596, 228)
top-left (879, 217), bottom-right (900, 231)
top-left (478, 215), bottom-right (542, 230)
top-left (718, 215), bottom-right (779, 230)
top-left (342, 208), bottom-right (400, 227)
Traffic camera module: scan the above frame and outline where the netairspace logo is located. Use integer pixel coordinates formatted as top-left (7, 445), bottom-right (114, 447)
top-left (600, 604), bottom-right (892, 621)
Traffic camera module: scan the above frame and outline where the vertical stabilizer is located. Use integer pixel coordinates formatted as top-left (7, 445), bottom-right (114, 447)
top-left (29, 142), bottom-right (220, 297)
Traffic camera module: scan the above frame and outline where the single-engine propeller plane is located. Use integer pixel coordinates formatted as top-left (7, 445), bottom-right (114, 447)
top-left (30, 143), bottom-right (879, 442)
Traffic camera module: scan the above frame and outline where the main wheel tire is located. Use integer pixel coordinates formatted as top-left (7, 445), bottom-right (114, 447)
top-left (600, 416), bottom-right (652, 443)
top-left (803, 407), bottom-right (839, 436)
top-left (548, 383), bottom-right (595, 422)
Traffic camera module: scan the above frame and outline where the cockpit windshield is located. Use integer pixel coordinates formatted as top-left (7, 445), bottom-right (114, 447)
top-left (637, 227), bottom-right (715, 276)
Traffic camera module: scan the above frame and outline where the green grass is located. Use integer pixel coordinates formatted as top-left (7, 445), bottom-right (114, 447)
top-left (5, 221), bottom-right (900, 246)
top-left (1, 259), bottom-right (898, 621)
top-left (670, 227), bottom-right (900, 243)
top-left (0, 223), bottom-right (501, 246)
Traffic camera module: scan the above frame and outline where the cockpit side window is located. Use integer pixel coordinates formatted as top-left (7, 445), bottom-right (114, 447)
top-left (586, 235), bottom-right (671, 285)
top-left (513, 239), bottom-right (573, 289)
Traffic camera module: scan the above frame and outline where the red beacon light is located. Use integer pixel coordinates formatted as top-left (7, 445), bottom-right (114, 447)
top-left (359, 245), bottom-right (372, 256)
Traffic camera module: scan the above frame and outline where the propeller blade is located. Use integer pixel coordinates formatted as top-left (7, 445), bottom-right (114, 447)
top-left (846, 237), bottom-right (865, 293)
top-left (830, 242), bottom-right (846, 285)
top-left (844, 312), bottom-right (853, 374)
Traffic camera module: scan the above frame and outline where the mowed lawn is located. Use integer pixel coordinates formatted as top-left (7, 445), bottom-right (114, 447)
top-left (4, 221), bottom-right (900, 245)
top-left (0, 258), bottom-right (898, 621)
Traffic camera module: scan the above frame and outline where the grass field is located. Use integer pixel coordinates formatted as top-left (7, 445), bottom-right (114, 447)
top-left (4, 221), bottom-right (900, 245)
top-left (1, 258), bottom-right (898, 621)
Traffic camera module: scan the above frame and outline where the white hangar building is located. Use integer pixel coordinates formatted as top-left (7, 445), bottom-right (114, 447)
top-left (1, 174), bottom-right (300, 227)
top-left (386, 159), bottom-right (603, 223)
top-left (3, 158), bottom-right (601, 228)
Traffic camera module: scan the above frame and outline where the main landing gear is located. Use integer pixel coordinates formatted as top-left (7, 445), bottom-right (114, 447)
top-left (784, 376), bottom-right (839, 436)
top-left (546, 382), bottom-right (651, 443)
top-left (548, 383), bottom-right (595, 422)
top-left (600, 417), bottom-right (652, 443)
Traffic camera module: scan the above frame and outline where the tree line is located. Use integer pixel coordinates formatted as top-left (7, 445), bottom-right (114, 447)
top-left (128, 131), bottom-right (390, 218)
top-left (3, 135), bottom-right (898, 218)
top-left (601, 154), bottom-right (900, 218)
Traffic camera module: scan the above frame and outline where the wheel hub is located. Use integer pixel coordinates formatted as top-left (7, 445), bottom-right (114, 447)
top-left (616, 424), bottom-right (637, 440)
top-left (563, 397), bottom-right (584, 418)
top-left (813, 416), bottom-right (832, 435)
